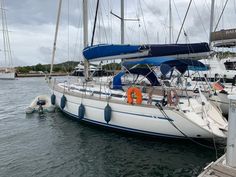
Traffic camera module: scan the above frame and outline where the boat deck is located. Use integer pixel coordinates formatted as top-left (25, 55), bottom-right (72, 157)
top-left (198, 154), bottom-right (236, 177)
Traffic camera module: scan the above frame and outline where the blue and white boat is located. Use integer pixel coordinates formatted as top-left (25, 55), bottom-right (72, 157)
top-left (49, 0), bottom-right (227, 142)
top-left (50, 54), bottom-right (227, 141)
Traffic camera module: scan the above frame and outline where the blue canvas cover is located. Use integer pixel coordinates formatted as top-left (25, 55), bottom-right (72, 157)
top-left (122, 57), bottom-right (207, 75)
top-left (141, 43), bottom-right (210, 58)
top-left (83, 44), bottom-right (141, 60)
top-left (112, 68), bottom-right (160, 89)
top-left (83, 43), bottom-right (210, 61)
top-left (112, 71), bottom-right (125, 89)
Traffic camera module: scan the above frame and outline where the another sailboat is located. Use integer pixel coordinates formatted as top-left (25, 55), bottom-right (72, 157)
top-left (0, 0), bottom-right (15, 80)
top-left (194, 0), bottom-right (236, 115)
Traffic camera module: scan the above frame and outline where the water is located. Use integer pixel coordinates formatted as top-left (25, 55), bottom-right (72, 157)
top-left (0, 77), bottom-right (220, 177)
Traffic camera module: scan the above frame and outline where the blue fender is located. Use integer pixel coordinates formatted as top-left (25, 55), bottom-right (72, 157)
top-left (104, 104), bottom-right (112, 124)
top-left (51, 94), bottom-right (56, 105)
top-left (60, 95), bottom-right (67, 109)
top-left (78, 103), bottom-right (85, 119)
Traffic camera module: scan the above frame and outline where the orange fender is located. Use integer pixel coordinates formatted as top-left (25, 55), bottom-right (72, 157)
top-left (127, 87), bottom-right (143, 105)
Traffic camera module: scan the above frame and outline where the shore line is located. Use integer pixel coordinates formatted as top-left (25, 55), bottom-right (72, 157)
top-left (16, 73), bottom-right (68, 77)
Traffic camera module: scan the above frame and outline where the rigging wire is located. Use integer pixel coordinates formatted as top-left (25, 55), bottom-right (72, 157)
top-left (214, 0), bottom-right (229, 32)
top-left (234, 0), bottom-right (236, 14)
top-left (98, 1), bottom-right (108, 43)
top-left (72, 0), bottom-right (83, 62)
top-left (135, 0), bottom-right (141, 44)
top-left (138, 0), bottom-right (149, 43)
top-left (1, 0), bottom-right (7, 66)
top-left (176, 0), bottom-right (193, 44)
top-left (172, 0), bottom-right (189, 43)
top-left (107, 0), bottom-right (111, 43)
top-left (142, 0), bottom-right (168, 43)
top-left (0, 0), bottom-right (13, 67)
top-left (204, 0), bottom-right (211, 12)
top-left (67, 0), bottom-right (70, 73)
top-left (91, 0), bottom-right (100, 46)
top-left (192, 0), bottom-right (208, 40)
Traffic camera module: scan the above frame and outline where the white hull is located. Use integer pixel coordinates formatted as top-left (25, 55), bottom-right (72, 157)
top-left (0, 72), bottom-right (15, 80)
top-left (52, 85), bottom-right (226, 140)
top-left (209, 86), bottom-right (236, 115)
top-left (210, 93), bottom-right (229, 116)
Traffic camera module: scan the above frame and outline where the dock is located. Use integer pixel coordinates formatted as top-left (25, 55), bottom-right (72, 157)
top-left (198, 154), bottom-right (236, 177)
top-left (198, 95), bottom-right (236, 177)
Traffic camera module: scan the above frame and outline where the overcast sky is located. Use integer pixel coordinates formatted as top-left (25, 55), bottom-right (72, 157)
top-left (1, 0), bottom-right (236, 66)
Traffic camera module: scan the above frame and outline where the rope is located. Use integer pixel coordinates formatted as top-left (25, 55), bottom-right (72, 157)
top-left (155, 102), bottom-right (220, 152)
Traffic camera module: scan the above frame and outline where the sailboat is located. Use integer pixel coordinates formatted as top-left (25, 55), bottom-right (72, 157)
top-left (0, 0), bottom-right (15, 80)
top-left (48, 0), bottom-right (227, 142)
top-left (193, 0), bottom-right (236, 115)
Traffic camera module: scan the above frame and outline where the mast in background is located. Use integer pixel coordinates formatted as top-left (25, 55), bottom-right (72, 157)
top-left (83, 0), bottom-right (89, 80)
top-left (209, 0), bottom-right (215, 48)
top-left (121, 0), bottom-right (124, 44)
top-left (169, 0), bottom-right (172, 44)
top-left (50, 0), bottom-right (62, 76)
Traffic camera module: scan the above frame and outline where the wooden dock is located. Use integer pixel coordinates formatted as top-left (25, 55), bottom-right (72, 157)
top-left (198, 154), bottom-right (236, 177)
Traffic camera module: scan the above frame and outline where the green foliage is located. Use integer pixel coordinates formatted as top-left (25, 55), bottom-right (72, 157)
top-left (103, 63), bottom-right (121, 70)
top-left (16, 61), bottom-right (80, 74)
top-left (15, 61), bottom-right (124, 74)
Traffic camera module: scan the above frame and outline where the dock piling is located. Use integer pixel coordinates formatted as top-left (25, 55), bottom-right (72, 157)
top-left (227, 95), bottom-right (236, 168)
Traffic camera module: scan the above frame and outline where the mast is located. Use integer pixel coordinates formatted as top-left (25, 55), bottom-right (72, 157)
top-left (1, 0), bottom-right (7, 67)
top-left (50, 0), bottom-right (62, 76)
top-left (121, 0), bottom-right (124, 44)
top-left (169, 0), bottom-right (172, 44)
top-left (209, 0), bottom-right (215, 48)
top-left (91, 0), bottom-right (100, 46)
top-left (83, 0), bottom-right (89, 80)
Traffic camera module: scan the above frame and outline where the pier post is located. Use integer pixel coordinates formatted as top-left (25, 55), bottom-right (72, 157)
top-left (226, 95), bottom-right (236, 167)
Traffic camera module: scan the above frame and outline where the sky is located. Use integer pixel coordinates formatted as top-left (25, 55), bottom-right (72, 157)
top-left (1, 0), bottom-right (236, 66)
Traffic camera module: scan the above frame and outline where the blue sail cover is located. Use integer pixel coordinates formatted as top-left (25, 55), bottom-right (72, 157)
top-left (83, 43), bottom-right (210, 61)
top-left (83, 44), bottom-right (141, 60)
top-left (140, 43), bottom-right (210, 58)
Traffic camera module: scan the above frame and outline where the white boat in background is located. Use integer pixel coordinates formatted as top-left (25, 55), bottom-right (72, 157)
top-left (190, 56), bottom-right (236, 83)
top-left (71, 61), bottom-right (105, 77)
top-left (0, 68), bottom-right (15, 79)
top-left (0, 0), bottom-right (15, 80)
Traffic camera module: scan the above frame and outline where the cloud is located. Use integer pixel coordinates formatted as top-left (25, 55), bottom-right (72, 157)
top-left (1, 0), bottom-right (236, 66)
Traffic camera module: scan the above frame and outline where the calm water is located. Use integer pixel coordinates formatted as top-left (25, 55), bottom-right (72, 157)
top-left (0, 77), bottom-right (220, 177)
